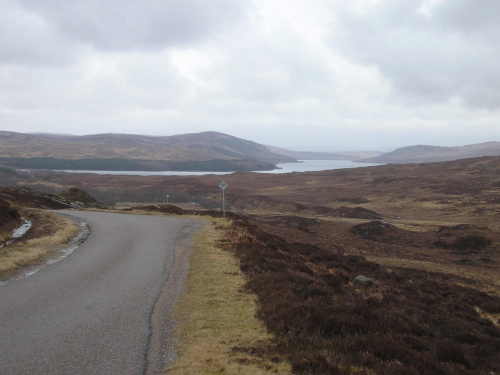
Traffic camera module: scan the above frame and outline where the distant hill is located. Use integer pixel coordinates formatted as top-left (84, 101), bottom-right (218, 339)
top-left (0, 131), bottom-right (294, 171)
top-left (361, 142), bottom-right (500, 164)
top-left (266, 145), bottom-right (382, 161)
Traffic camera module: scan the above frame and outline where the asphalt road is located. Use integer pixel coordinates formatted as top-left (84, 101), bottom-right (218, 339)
top-left (0, 211), bottom-right (199, 375)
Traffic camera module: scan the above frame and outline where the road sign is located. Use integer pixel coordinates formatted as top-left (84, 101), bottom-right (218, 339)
top-left (219, 180), bottom-right (228, 217)
top-left (219, 180), bottom-right (228, 190)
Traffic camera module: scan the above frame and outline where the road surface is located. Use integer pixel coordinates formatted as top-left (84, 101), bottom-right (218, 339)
top-left (0, 211), bottom-right (201, 375)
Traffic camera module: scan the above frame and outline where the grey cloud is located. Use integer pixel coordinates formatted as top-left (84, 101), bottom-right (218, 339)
top-left (15, 0), bottom-right (248, 51)
top-left (433, 0), bottom-right (500, 35)
top-left (0, 2), bottom-right (72, 65)
top-left (207, 28), bottom-right (335, 107)
top-left (329, 0), bottom-right (500, 110)
top-left (225, 53), bottom-right (332, 105)
top-left (1, 0), bottom-right (498, 151)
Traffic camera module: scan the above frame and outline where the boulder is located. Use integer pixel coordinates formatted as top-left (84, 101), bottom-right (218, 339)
top-left (353, 275), bottom-right (374, 287)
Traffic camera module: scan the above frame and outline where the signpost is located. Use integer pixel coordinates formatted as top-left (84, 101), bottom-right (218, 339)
top-left (219, 180), bottom-right (228, 217)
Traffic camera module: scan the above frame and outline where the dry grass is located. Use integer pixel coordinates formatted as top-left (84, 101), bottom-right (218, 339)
top-left (166, 218), bottom-right (291, 375)
top-left (0, 232), bottom-right (11, 244)
top-left (0, 209), bottom-right (80, 280)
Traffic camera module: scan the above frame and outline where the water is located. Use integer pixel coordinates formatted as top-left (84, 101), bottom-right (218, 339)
top-left (257, 160), bottom-right (380, 174)
top-left (55, 160), bottom-right (380, 176)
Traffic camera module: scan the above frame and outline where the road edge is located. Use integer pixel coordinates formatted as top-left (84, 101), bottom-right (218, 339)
top-left (144, 219), bottom-right (206, 375)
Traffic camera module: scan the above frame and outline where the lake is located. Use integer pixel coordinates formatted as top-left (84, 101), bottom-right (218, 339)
top-left (57, 160), bottom-right (381, 176)
top-left (258, 160), bottom-right (380, 174)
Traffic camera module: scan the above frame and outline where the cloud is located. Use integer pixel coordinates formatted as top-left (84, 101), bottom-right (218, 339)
top-left (0, 0), bottom-right (498, 151)
top-left (329, 0), bottom-right (500, 110)
top-left (15, 0), bottom-right (248, 51)
top-left (0, 0), bottom-right (249, 67)
top-left (0, 2), bottom-right (72, 66)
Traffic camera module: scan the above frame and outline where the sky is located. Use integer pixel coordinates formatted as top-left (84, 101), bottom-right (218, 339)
top-left (1, 0), bottom-right (499, 152)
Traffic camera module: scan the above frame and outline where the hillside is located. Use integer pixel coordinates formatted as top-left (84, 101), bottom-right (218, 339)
top-left (266, 145), bottom-right (382, 160)
top-left (0, 131), bottom-right (294, 171)
top-left (266, 145), bottom-right (352, 160)
top-left (361, 141), bottom-right (500, 163)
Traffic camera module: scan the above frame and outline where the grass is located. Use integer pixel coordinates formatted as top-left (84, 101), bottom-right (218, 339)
top-left (166, 218), bottom-right (291, 374)
top-left (0, 208), bottom-right (80, 280)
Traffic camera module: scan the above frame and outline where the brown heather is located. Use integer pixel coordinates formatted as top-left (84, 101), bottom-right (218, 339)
top-left (227, 217), bottom-right (500, 374)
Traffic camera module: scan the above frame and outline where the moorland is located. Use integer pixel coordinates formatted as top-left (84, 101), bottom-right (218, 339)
top-left (0, 131), bottom-right (293, 171)
top-left (0, 155), bottom-right (499, 374)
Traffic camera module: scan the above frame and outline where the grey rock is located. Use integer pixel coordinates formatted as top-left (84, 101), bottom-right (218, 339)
top-left (353, 275), bottom-right (374, 287)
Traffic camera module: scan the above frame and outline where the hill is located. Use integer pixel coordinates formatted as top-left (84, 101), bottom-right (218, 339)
top-left (0, 131), bottom-right (294, 171)
top-left (361, 141), bottom-right (500, 163)
top-left (266, 145), bottom-right (382, 160)
top-left (266, 145), bottom-right (352, 160)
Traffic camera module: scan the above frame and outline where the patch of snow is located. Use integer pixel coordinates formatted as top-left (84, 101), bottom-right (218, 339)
top-left (0, 218), bottom-right (32, 249)
top-left (12, 219), bottom-right (32, 238)
top-left (71, 201), bottom-right (84, 208)
top-left (0, 216), bottom-right (90, 286)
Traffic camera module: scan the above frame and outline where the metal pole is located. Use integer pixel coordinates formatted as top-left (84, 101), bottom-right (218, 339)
top-left (219, 180), bottom-right (228, 218)
top-left (222, 189), bottom-right (225, 217)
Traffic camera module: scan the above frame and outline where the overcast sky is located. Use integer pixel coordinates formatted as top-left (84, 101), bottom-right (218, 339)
top-left (1, 0), bottom-right (499, 151)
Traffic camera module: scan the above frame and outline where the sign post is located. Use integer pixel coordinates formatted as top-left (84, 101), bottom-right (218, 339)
top-left (219, 180), bottom-right (228, 217)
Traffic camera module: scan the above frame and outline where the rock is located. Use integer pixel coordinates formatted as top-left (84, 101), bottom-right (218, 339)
top-left (353, 275), bottom-right (374, 287)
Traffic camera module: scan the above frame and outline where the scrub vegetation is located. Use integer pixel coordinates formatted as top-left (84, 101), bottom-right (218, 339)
top-left (0, 157), bottom-right (276, 172)
top-left (227, 216), bottom-right (500, 374)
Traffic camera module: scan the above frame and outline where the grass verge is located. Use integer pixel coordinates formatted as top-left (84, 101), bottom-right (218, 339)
top-left (0, 208), bottom-right (80, 280)
top-left (166, 218), bottom-right (291, 374)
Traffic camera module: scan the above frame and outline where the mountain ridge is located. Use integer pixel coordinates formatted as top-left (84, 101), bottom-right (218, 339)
top-left (266, 145), bottom-right (382, 160)
top-left (0, 131), bottom-right (296, 172)
top-left (361, 141), bottom-right (500, 164)
top-left (0, 131), bottom-right (294, 171)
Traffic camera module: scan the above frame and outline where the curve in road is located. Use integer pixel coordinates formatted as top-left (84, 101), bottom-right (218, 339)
top-left (0, 211), bottom-right (202, 375)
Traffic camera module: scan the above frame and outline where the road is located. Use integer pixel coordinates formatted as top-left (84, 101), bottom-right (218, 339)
top-left (0, 211), bottom-right (201, 375)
